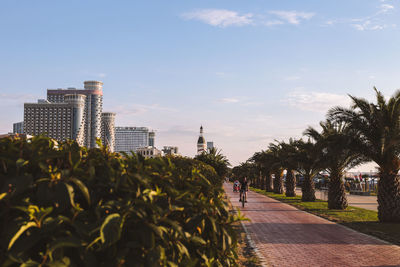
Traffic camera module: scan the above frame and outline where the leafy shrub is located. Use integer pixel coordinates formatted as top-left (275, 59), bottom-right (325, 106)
top-left (0, 136), bottom-right (242, 266)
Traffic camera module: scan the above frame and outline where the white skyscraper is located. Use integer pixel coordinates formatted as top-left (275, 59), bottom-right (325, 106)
top-left (115, 127), bottom-right (154, 153)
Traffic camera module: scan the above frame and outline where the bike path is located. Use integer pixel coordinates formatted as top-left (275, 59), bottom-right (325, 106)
top-left (224, 183), bottom-right (400, 267)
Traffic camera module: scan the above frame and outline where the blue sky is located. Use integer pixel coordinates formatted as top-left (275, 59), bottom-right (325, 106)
top-left (1, 0), bottom-right (400, 171)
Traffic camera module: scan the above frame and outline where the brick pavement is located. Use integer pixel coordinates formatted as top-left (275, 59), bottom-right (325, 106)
top-left (224, 183), bottom-right (400, 267)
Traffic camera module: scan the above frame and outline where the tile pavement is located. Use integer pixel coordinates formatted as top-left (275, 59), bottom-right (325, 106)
top-left (224, 183), bottom-right (400, 267)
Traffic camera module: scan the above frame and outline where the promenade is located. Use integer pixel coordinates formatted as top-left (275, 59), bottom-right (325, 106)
top-left (224, 183), bottom-right (400, 267)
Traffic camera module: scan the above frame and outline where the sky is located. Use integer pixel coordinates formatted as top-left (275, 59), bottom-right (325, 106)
top-left (1, 0), bottom-right (400, 171)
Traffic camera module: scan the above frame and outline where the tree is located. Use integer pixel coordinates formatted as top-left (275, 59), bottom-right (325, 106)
top-left (232, 161), bottom-right (257, 186)
top-left (195, 147), bottom-right (230, 183)
top-left (268, 142), bottom-right (284, 194)
top-left (304, 120), bottom-right (363, 209)
top-left (294, 139), bottom-right (323, 202)
top-left (249, 150), bottom-right (273, 191)
top-left (278, 139), bottom-right (299, 197)
top-left (328, 88), bottom-right (400, 221)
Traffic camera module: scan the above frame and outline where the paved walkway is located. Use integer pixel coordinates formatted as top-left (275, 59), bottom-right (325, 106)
top-left (295, 188), bottom-right (378, 211)
top-left (224, 183), bottom-right (400, 267)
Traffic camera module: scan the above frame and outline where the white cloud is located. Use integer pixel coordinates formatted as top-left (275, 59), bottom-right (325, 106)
top-left (220, 98), bottom-right (239, 103)
top-left (269, 10), bottom-right (315, 25)
top-left (379, 4), bottom-right (394, 14)
top-left (352, 20), bottom-right (388, 31)
top-left (263, 20), bottom-right (284, 26)
top-left (215, 72), bottom-right (230, 78)
top-left (285, 75), bottom-right (301, 81)
top-left (326, 1), bottom-right (395, 31)
top-left (182, 9), bottom-right (253, 27)
top-left (284, 90), bottom-right (350, 113)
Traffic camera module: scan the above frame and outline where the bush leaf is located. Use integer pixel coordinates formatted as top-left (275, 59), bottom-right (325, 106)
top-left (69, 178), bottom-right (91, 205)
top-left (100, 213), bottom-right (122, 246)
top-left (8, 221), bottom-right (37, 250)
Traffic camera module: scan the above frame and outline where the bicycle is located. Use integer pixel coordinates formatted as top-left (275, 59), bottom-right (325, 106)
top-left (240, 191), bottom-right (246, 208)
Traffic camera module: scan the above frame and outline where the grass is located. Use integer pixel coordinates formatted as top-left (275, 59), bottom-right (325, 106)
top-left (233, 223), bottom-right (263, 267)
top-left (251, 187), bottom-right (400, 246)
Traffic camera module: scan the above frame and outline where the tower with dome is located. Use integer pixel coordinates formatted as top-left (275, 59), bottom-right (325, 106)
top-left (197, 126), bottom-right (206, 155)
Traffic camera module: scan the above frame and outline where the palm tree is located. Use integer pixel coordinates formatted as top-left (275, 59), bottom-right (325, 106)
top-left (294, 139), bottom-right (323, 202)
top-left (278, 139), bottom-right (299, 197)
top-left (328, 88), bottom-right (400, 221)
top-left (269, 142), bottom-right (284, 194)
top-left (304, 120), bottom-right (363, 209)
top-left (232, 161), bottom-right (257, 185)
top-left (195, 147), bottom-right (230, 182)
top-left (261, 151), bottom-right (275, 192)
top-left (250, 150), bottom-right (273, 191)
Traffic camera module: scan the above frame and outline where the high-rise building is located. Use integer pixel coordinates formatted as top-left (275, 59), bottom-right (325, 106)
top-left (207, 141), bottom-right (214, 151)
top-left (148, 131), bottom-right (155, 147)
top-left (24, 96), bottom-right (86, 145)
top-left (13, 122), bottom-right (24, 134)
top-left (115, 127), bottom-right (154, 153)
top-left (47, 81), bottom-right (103, 148)
top-left (197, 126), bottom-right (206, 155)
top-left (101, 112), bottom-right (116, 152)
top-left (23, 81), bottom-right (115, 150)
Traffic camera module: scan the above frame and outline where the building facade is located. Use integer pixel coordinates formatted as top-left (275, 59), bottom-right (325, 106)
top-left (24, 99), bottom-right (79, 143)
top-left (23, 81), bottom-right (115, 150)
top-left (13, 122), bottom-right (24, 134)
top-left (115, 127), bottom-right (155, 153)
top-left (101, 112), bottom-right (116, 152)
top-left (46, 81), bottom-right (103, 148)
top-left (136, 146), bottom-right (162, 158)
top-left (162, 146), bottom-right (179, 156)
top-left (207, 141), bottom-right (214, 151)
top-left (148, 131), bottom-right (155, 147)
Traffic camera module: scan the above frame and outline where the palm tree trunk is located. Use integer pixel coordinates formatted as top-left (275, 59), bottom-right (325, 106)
top-left (273, 171), bottom-right (283, 194)
top-left (260, 171), bottom-right (265, 190)
top-left (301, 174), bottom-right (316, 201)
top-left (285, 169), bottom-right (296, 197)
top-left (377, 172), bottom-right (400, 222)
top-left (328, 171), bottom-right (348, 209)
top-left (265, 173), bottom-right (273, 192)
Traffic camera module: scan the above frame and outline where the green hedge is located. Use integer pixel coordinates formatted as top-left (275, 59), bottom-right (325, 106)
top-left (0, 136), bottom-right (241, 266)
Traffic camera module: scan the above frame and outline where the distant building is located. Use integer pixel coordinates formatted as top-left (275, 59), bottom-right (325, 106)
top-left (148, 131), bottom-right (155, 147)
top-left (115, 127), bottom-right (154, 153)
top-left (162, 146), bottom-right (179, 156)
top-left (24, 95), bottom-right (86, 145)
top-left (46, 81), bottom-right (104, 148)
top-left (22, 80), bottom-right (115, 151)
top-left (197, 125), bottom-right (206, 155)
top-left (101, 112), bottom-right (116, 152)
top-left (136, 146), bottom-right (162, 158)
top-left (207, 141), bottom-right (214, 151)
top-left (13, 122), bottom-right (24, 134)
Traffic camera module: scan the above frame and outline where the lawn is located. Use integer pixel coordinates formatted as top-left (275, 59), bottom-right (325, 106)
top-left (251, 187), bottom-right (400, 246)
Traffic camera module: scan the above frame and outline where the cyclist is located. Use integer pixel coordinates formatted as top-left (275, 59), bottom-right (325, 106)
top-left (233, 180), bottom-right (240, 192)
top-left (239, 177), bottom-right (249, 203)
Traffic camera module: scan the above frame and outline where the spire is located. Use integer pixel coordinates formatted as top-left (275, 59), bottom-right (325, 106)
top-left (197, 125), bottom-right (206, 154)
